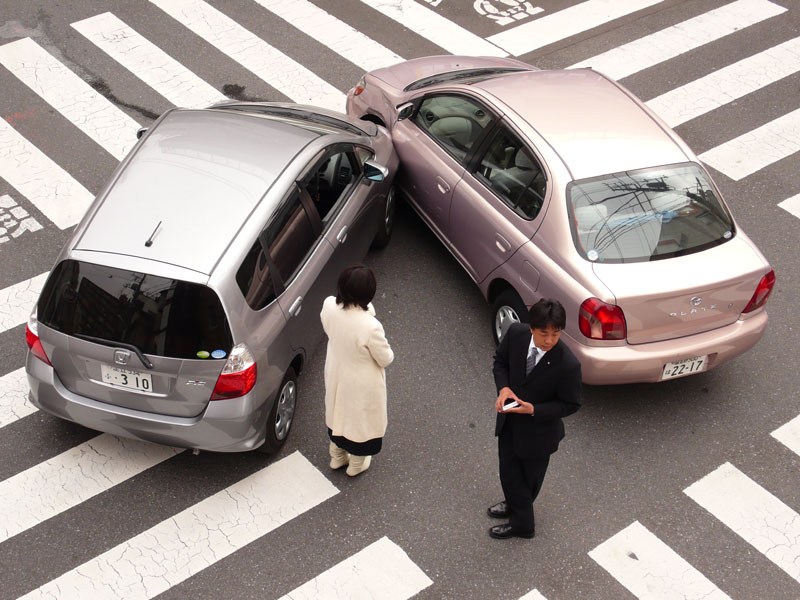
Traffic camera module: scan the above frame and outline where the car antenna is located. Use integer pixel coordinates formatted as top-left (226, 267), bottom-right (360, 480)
top-left (144, 221), bottom-right (162, 247)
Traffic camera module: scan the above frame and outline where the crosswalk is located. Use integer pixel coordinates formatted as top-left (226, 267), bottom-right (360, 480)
top-left (1, 0), bottom-right (799, 598)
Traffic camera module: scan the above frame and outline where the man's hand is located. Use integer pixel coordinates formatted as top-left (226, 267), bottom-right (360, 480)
top-left (495, 388), bottom-right (534, 414)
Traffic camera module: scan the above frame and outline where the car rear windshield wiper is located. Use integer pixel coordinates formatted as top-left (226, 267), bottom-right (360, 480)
top-left (74, 334), bottom-right (154, 370)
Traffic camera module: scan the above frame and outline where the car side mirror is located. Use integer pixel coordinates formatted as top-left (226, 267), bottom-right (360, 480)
top-left (364, 160), bottom-right (388, 182)
top-left (397, 103), bottom-right (414, 121)
top-left (136, 127), bottom-right (148, 139)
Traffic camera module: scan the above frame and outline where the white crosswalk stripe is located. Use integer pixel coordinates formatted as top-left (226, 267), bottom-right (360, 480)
top-left (19, 451), bottom-right (339, 600)
top-left (276, 536), bottom-right (432, 600)
top-left (589, 520), bottom-right (732, 600)
top-left (771, 413), bottom-right (800, 456)
top-left (778, 194), bottom-right (800, 221)
top-left (568, 0), bottom-right (786, 79)
top-left (0, 367), bottom-right (36, 428)
top-left (684, 462), bottom-right (800, 584)
top-left (0, 272), bottom-right (47, 334)
top-left (519, 590), bottom-right (548, 600)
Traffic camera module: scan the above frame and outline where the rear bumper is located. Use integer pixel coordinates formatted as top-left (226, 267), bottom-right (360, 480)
top-left (26, 354), bottom-right (268, 452)
top-left (567, 311), bottom-right (768, 385)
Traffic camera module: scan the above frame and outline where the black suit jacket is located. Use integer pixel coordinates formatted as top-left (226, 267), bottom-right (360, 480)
top-left (493, 323), bottom-right (582, 458)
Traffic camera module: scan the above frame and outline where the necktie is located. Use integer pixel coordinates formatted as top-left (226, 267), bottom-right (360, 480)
top-left (526, 347), bottom-right (539, 375)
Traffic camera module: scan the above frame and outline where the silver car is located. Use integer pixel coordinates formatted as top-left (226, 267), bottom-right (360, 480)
top-left (346, 55), bottom-right (775, 385)
top-left (25, 102), bottom-right (398, 452)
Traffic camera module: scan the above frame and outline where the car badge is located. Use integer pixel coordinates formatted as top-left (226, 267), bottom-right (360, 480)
top-left (114, 350), bottom-right (130, 365)
top-left (690, 296), bottom-right (702, 306)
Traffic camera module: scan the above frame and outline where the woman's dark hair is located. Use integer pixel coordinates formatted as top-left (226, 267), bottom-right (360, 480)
top-left (528, 298), bottom-right (567, 330)
top-left (336, 265), bottom-right (376, 310)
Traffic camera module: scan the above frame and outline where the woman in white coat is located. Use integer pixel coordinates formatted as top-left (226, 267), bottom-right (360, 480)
top-left (320, 265), bottom-right (394, 476)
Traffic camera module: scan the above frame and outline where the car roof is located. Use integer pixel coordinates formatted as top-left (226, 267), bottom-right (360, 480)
top-left (472, 69), bottom-right (690, 180)
top-left (75, 107), bottom-right (321, 275)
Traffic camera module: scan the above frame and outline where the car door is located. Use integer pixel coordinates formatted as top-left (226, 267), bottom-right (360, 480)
top-left (393, 94), bottom-right (496, 242)
top-left (449, 122), bottom-right (547, 282)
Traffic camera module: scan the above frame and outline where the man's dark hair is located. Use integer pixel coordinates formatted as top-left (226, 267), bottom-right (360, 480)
top-left (336, 265), bottom-right (376, 310)
top-left (528, 298), bottom-right (566, 330)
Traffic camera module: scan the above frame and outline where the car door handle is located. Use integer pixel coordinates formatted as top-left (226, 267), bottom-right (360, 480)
top-left (336, 226), bottom-right (348, 243)
top-left (288, 296), bottom-right (303, 317)
top-left (436, 176), bottom-right (450, 194)
top-left (495, 234), bottom-right (511, 253)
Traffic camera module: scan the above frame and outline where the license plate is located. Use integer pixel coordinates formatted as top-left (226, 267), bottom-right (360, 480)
top-left (661, 356), bottom-right (707, 380)
top-left (100, 365), bottom-right (153, 392)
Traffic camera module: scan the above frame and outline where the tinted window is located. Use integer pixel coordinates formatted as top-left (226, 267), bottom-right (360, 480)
top-left (568, 164), bottom-right (734, 263)
top-left (300, 148), bottom-right (361, 224)
top-left (38, 260), bottom-right (233, 359)
top-left (414, 95), bottom-right (493, 162)
top-left (475, 127), bottom-right (546, 219)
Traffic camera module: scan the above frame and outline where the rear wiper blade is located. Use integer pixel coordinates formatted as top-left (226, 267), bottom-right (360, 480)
top-left (74, 334), bottom-right (154, 370)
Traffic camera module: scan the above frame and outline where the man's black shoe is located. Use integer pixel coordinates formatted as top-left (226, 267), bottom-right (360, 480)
top-left (487, 501), bottom-right (510, 518)
top-left (489, 524), bottom-right (534, 539)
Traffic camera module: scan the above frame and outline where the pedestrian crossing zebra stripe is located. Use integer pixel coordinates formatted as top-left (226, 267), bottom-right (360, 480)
top-left (518, 589), bottom-right (548, 600)
top-left (275, 536), bottom-right (432, 600)
top-left (147, 0), bottom-right (346, 112)
top-left (72, 12), bottom-right (227, 110)
top-left (357, 0), bottom-right (507, 58)
top-left (0, 368), bottom-right (36, 428)
top-left (0, 272), bottom-right (47, 334)
top-left (778, 195), bottom-right (800, 221)
top-left (771, 413), bottom-right (800, 457)
top-left (684, 462), bottom-right (800, 583)
top-left (488, 0), bottom-right (664, 57)
top-left (698, 107), bottom-right (800, 181)
top-left (18, 451), bottom-right (338, 600)
top-left (589, 520), bottom-right (732, 600)
top-left (568, 0), bottom-right (786, 79)
top-left (254, 0), bottom-right (404, 72)
top-left (0, 435), bottom-right (183, 545)
top-left (645, 36), bottom-right (800, 127)
top-left (0, 37), bottom-right (141, 161)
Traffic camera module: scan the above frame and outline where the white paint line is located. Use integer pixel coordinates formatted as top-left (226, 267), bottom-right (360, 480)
top-left (0, 272), bottom-right (48, 334)
top-left (684, 462), bottom-right (800, 583)
top-left (0, 119), bottom-right (93, 229)
top-left (253, 0), bottom-right (404, 72)
top-left (0, 37), bottom-right (140, 161)
top-left (778, 194), bottom-right (800, 220)
top-left (0, 368), bottom-right (37, 429)
top-left (0, 193), bottom-right (42, 243)
top-left (147, 0), bottom-right (346, 112)
top-left (276, 536), bottom-right (433, 600)
top-left (519, 590), bottom-right (548, 600)
top-left (699, 107), bottom-right (800, 180)
top-left (20, 451), bottom-right (338, 600)
top-left (0, 435), bottom-right (183, 544)
top-left (647, 36), bottom-right (800, 127)
top-left (569, 0), bottom-right (786, 79)
top-left (771, 413), bottom-right (800, 456)
top-left (488, 0), bottom-right (664, 57)
top-left (357, 0), bottom-right (506, 57)
top-left (72, 12), bottom-right (227, 110)
top-left (589, 520), bottom-right (731, 599)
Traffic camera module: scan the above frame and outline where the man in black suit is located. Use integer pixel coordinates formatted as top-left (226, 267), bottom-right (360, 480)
top-left (488, 298), bottom-right (581, 539)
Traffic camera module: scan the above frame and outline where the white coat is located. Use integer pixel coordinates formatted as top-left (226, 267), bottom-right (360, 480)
top-left (320, 296), bottom-right (394, 443)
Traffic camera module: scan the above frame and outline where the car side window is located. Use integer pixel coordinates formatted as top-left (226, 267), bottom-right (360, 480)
top-left (298, 146), bottom-right (362, 226)
top-left (236, 188), bottom-right (319, 310)
top-left (414, 95), bottom-right (493, 162)
top-left (474, 126), bottom-right (546, 220)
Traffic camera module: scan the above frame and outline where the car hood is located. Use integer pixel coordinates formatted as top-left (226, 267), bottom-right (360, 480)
top-left (591, 236), bottom-right (769, 344)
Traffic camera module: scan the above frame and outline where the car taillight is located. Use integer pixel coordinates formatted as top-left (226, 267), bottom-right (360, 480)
top-left (579, 298), bottom-right (627, 340)
top-left (25, 307), bottom-right (51, 365)
top-left (742, 269), bottom-right (776, 314)
top-left (210, 343), bottom-right (257, 400)
top-left (351, 76), bottom-right (366, 96)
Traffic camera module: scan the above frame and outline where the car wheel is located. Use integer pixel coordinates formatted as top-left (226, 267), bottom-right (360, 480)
top-left (258, 367), bottom-right (297, 454)
top-left (492, 289), bottom-right (527, 344)
top-left (371, 185), bottom-right (396, 250)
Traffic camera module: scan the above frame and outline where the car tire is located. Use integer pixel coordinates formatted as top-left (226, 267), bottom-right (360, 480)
top-left (371, 185), bottom-right (396, 250)
top-left (491, 289), bottom-right (528, 344)
top-left (258, 367), bottom-right (297, 454)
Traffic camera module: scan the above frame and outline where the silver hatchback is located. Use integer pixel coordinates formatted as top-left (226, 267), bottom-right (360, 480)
top-left (25, 102), bottom-right (398, 452)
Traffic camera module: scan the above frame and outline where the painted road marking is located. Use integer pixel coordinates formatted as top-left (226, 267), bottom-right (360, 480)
top-left (771, 413), bottom-right (800, 456)
top-left (0, 272), bottom-right (48, 334)
top-left (0, 368), bottom-right (37, 429)
top-left (0, 194), bottom-right (42, 243)
top-left (777, 194), bottom-right (800, 221)
top-left (685, 462), bottom-right (800, 584)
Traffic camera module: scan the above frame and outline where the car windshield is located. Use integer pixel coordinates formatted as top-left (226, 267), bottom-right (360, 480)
top-left (568, 163), bottom-right (734, 263)
top-left (404, 68), bottom-right (529, 91)
top-left (38, 259), bottom-right (233, 359)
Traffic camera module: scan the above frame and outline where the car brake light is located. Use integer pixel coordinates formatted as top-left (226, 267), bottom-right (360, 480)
top-left (210, 343), bottom-right (257, 400)
top-left (25, 308), bottom-right (51, 365)
top-left (742, 269), bottom-right (776, 313)
top-left (579, 298), bottom-right (627, 340)
top-left (352, 77), bottom-right (366, 96)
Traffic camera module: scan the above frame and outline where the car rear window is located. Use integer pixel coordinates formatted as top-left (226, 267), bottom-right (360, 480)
top-left (38, 259), bottom-right (233, 359)
top-left (567, 163), bottom-right (734, 263)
